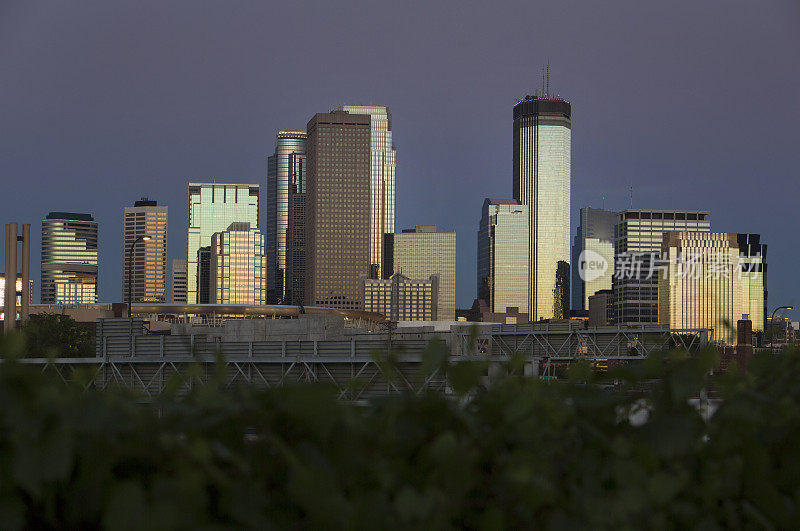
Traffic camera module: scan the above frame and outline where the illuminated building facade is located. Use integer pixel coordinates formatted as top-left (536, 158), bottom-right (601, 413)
top-left (267, 131), bottom-right (306, 303)
top-left (384, 226), bottom-right (456, 320)
top-left (614, 210), bottom-right (711, 324)
top-left (305, 110), bottom-right (371, 310)
top-left (338, 105), bottom-right (396, 279)
top-left (187, 183), bottom-right (259, 304)
top-left (658, 232), bottom-right (766, 345)
top-left (122, 198), bottom-right (167, 303)
top-left (477, 199), bottom-right (529, 315)
top-left (513, 96), bottom-right (571, 321)
top-left (41, 212), bottom-right (98, 304)
top-left (361, 273), bottom-right (439, 321)
top-left (210, 222), bottom-right (267, 305)
top-left (0, 274), bottom-right (33, 321)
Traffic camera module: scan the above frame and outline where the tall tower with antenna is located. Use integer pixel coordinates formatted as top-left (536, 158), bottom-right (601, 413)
top-left (513, 66), bottom-right (571, 320)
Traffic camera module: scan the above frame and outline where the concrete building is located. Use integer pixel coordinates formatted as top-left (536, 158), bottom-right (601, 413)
top-left (614, 210), bottom-right (711, 324)
top-left (338, 105), bottom-right (396, 279)
top-left (588, 289), bottom-right (613, 327)
top-left (187, 183), bottom-right (259, 304)
top-left (361, 273), bottom-right (439, 321)
top-left (305, 110), bottom-right (371, 310)
top-left (41, 212), bottom-right (98, 304)
top-left (171, 259), bottom-right (188, 303)
top-left (658, 232), bottom-right (765, 345)
top-left (384, 225), bottom-right (456, 320)
top-left (572, 207), bottom-right (617, 311)
top-left (209, 223), bottom-right (267, 305)
top-left (513, 95), bottom-right (571, 321)
top-left (266, 131), bottom-right (306, 304)
top-left (122, 198), bottom-right (167, 303)
top-left (477, 199), bottom-right (529, 317)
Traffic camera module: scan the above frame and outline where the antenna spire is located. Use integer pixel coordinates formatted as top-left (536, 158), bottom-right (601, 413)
top-left (629, 186), bottom-right (633, 209)
top-left (546, 62), bottom-right (550, 98)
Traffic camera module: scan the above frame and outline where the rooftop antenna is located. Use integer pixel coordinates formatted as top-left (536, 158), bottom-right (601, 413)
top-left (546, 62), bottom-right (550, 98)
top-left (602, 195), bottom-right (606, 210)
top-left (629, 186), bottom-right (633, 209)
top-left (541, 66), bottom-right (545, 98)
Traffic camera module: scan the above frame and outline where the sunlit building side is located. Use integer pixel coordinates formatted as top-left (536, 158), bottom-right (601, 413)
top-left (513, 96), bottom-right (571, 321)
top-left (122, 198), bottom-right (167, 303)
top-left (41, 212), bottom-right (98, 304)
top-left (210, 222), bottom-right (267, 305)
top-left (186, 183), bottom-right (259, 304)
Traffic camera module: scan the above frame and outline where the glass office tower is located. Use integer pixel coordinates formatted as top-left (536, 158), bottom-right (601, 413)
top-left (338, 105), bottom-right (396, 279)
top-left (186, 183), bottom-right (259, 304)
top-left (122, 198), bottom-right (167, 303)
top-left (513, 96), bottom-right (571, 321)
top-left (209, 222), bottom-right (267, 305)
top-left (477, 199), bottom-right (529, 315)
top-left (572, 207), bottom-right (618, 311)
top-left (614, 210), bottom-right (710, 324)
top-left (266, 131), bottom-right (306, 303)
top-left (41, 212), bottom-right (98, 304)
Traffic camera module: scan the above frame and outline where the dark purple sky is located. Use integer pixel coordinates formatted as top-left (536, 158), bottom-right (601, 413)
top-left (1, 0), bottom-right (799, 320)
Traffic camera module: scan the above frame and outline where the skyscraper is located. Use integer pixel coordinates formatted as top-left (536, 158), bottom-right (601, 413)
top-left (171, 258), bottom-right (187, 303)
top-left (477, 199), bottom-right (529, 316)
top-left (513, 95), bottom-right (571, 321)
top-left (186, 183), bottom-right (259, 304)
top-left (210, 222), bottom-right (267, 305)
top-left (305, 110), bottom-right (371, 310)
top-left (572, 207), bottom-right (617, 311)
top-left (266, 131), bottom-right (306, 303)
top-left (338, 105), bottom-right (396, 279)
top-left (658, 232), bottom-right (766, 344)
top-left (384, 225), bottom-right (456, 321)
top-left (41, 212), bottom-right (98, 304)
top-left (122, 198), bottom-right (167, 303)
top-left (614, 210), bottom-right (711, 324)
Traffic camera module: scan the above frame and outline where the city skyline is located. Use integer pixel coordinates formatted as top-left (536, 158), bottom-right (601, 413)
top-left (1, 1), bottom-right (798, 321)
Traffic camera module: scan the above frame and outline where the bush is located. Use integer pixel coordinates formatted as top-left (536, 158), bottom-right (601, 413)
top-left (0, 331), bottom-right (799, 529)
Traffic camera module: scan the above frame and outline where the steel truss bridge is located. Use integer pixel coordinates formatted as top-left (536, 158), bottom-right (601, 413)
top-left (16, 321), bottom-right (710, 398)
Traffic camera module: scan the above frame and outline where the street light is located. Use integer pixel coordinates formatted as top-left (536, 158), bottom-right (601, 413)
top-left (127, 235), bottom-right (152, 318)
top-left (769, 305), bottom-right (794, 350)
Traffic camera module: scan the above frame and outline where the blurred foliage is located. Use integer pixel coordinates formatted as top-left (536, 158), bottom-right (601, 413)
top-left (1, 330), bottom-right (800, 529)
top-left (18, 313), bottom-right (94, 358)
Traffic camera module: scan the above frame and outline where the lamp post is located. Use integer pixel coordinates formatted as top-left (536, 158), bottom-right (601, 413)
top-left (769, 305), bottom-right (794, 351)
top-left (127, 235), bottom-right (152, 318)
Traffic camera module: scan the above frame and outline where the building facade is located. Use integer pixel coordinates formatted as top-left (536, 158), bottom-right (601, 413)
top-left (209, 223), bottom-right (267, 305)
top-left (384, 225), bottom-right (456, 321)
top-left (122, 198), bottom-right (167, 303)
top-left (266, 131), bottom-right (306, 303)
top-left (588, 289), bottom-right (613, 327)
top-left (477, 199), bottom-right (529, 316)
top-left (572, 207), bottom-right (617, 311)
top-left (737, 233), bottom-right (767, 332)
top-left (0, 274), bottom-right (33, 321)
top-left (171, 258), bottom-right (187, 303)
top-left (41, 212), bottom-right (98, 304)
top-left (305, 110), bottom-right (371, 310)
top-left (187, 183), bottom-right (259, 304)
top-left (658, 232), bottom-right (765, 345)
top-left (361, 273), bottom-right (439, 321)
top-left (513, 96), bottom-right (571, 321)
top-left (338, 105), bottom-right (396, 279)
top-left (614, 210), bottom-right (711, 324)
